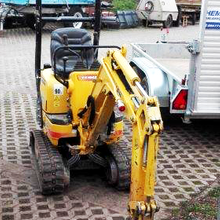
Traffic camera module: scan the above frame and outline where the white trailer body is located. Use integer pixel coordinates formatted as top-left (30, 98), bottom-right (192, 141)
top-left (189, 0), bottom-right (220, 117)
top-left (131, 0), bottom-right (220, 121)
top-left (136, 0), bottom-right (178, 27)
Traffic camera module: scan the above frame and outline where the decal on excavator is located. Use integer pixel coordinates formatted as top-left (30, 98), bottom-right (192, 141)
top-left (77, 75), bottom-right (97, 81)
top-left (54, 84), bottom-right (63, 95)
top-left (54, 96), bottom-right (60, 107)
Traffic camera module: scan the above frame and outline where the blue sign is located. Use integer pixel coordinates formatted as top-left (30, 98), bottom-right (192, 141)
top-left (206, 22), bottom-right (220, 29)
top-left (206, 10), bottom-right (220, 30)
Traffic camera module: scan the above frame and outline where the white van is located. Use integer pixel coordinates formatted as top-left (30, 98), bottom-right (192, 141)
top-left (136, 0), bottom-right (179, 27)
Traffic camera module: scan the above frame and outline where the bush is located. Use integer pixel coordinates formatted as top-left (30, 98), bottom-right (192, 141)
top-left (112, 0), bottom-right (137, 11)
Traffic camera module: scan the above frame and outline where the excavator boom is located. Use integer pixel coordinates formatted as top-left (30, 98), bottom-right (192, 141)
top-left (78, 47), bottom-right (163, 219)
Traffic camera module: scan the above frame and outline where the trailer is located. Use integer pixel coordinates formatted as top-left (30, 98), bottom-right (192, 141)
top-left (136, 0), bottom-right (179, 28)
top-left (131, 0), bottom-right (220, 122)
top-left (0, 0), bottom-right (95, 30)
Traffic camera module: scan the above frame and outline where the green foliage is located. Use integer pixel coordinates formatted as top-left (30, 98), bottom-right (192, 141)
top-left (112, 0), bottom-right (137, 11)
top-left (180, 201), bottom-right (216, 218)
top-left (208, 187), bottom-right (220, 198)
top-left (172, 208), bottom-right (180, 217)
top-left (171, 187), bottom-right (220, 219)
top-left (187, 204), bottom-right (216, 217)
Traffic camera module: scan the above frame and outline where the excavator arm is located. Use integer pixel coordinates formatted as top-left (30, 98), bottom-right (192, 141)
top-left (78, 47), bottom-right (163, 219)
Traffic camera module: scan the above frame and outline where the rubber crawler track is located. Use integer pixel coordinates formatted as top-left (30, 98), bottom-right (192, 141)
top-left (30, 130), bottom-right (70, 195)
top-left (108, 135), bottom-right (131, 190)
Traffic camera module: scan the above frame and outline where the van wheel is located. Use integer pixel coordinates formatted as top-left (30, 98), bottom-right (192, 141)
top-left (64, 7), bottom-right (84, 29)
top-left (163, 15), bottom-right (173, 28)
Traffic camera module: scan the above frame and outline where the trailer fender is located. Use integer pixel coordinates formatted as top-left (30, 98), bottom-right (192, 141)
top-left (130, 57), bottom-right (169, 107)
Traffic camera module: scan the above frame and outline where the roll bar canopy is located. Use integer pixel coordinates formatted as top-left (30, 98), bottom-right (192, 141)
top-left (35, 0), bottom-right (101, 81)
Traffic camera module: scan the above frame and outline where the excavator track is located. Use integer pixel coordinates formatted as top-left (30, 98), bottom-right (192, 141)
top-left (30, 130), bottom-right (70, 195)
top-left (107, 137), bottom-right (131, 190)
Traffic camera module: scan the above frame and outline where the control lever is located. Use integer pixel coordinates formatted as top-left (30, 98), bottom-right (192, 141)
top-left (62, 56), bottom-right (69, 78)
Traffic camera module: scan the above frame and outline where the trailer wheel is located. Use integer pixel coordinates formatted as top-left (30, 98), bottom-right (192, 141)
top-left (163, 14), bottom-right (173, 28)
top-left (64, 7), bottom-right (84, 29)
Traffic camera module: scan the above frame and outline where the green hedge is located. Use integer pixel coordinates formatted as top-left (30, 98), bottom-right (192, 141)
top-left (112, 0), bottom-right (137, 11)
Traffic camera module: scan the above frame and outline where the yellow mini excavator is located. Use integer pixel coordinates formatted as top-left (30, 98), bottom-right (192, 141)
top-left (30, 0), bottom-right (163, 219)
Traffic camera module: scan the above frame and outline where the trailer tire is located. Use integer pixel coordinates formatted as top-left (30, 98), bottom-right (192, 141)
top-left (64, 7), bottom-right (84, 29)
top-left (163, 14), bottom-right (173, 28)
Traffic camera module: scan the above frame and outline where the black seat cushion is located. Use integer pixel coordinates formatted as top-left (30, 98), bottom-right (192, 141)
top-left (50, 28), bottom-right (94, 78)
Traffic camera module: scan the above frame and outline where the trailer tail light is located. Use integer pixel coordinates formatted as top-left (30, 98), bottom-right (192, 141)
top-left (173, 90), bottom-right (188, 110)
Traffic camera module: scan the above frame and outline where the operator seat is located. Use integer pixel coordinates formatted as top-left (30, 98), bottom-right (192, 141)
top-left (50, 28), bottom-right (94, 78)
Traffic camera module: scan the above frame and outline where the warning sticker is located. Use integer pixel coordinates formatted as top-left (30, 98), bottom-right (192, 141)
top-left (206, 10), bottom-right (220, 29)
top-left (54, 95), bottom-right (60, 107)
top-left (54, 84), bottom-right (63, 95)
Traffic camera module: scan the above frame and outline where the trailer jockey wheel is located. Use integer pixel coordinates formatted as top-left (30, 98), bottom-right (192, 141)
top-left (64, 7), bottom-right (84, 29)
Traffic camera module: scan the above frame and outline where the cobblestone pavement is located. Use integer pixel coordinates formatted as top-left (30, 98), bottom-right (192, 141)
top-left (0, 25), bottom-right (219, 220)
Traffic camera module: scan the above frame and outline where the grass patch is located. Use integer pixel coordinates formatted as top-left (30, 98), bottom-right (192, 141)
top-left (208, 186), bottom-right (220, 198)
top-left (181, 203), bottom-right (216, 218)
top-left (171, 186), bottom-right (220, 219)
top-left (172, 208), bottom-right (180, 217)
top-left (112, 0), bottom-right (137, 11)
